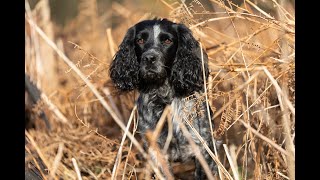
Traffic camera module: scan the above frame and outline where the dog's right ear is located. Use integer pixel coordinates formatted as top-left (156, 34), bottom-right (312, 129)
top-left (170, 23), bottom-right (209, 97)
top-left (109, 26), bottom-right (139, 91)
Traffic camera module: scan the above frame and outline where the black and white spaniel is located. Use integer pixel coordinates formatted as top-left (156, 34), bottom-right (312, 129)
top-left (110, 18), bottom-right (217, 179)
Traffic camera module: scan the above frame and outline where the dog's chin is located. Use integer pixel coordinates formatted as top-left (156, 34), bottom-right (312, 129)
top-left (140, 70), bottom-right (166, 85)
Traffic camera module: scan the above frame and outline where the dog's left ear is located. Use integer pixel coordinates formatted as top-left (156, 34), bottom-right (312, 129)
top-left (170, 23), bottom-right (209, 97)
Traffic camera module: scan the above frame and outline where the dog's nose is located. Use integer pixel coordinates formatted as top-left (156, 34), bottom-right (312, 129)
top-left (143, 54), bottom-right (156, 63)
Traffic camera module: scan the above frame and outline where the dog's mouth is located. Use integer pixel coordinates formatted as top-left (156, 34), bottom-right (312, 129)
top-left (146, 69), bottom-right (157, 76)
top-left (142, 70), bottom-right (158, 80)
top-left (139, 68), bottom-right (166, 83)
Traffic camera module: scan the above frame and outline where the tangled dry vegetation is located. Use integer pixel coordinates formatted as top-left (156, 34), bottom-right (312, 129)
top-left (25, 0), bottom-right (295, 179)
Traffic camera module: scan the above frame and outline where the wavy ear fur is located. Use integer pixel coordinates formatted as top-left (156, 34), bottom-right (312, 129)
top-left (170, 24), bottom-right (209, 97)
top-left (109, 27), bottom-right (139, 91)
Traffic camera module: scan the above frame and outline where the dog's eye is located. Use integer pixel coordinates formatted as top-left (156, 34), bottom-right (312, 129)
top-left (136, 39), bottom-right (145, 44)
top-left (163, 39), bottom-right (172, 45)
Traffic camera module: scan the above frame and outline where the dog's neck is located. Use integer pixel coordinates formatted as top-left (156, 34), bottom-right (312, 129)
top-left (138, 79), bottom-right (173, 103)
top-left (136, 79), bottom-right (173, 133)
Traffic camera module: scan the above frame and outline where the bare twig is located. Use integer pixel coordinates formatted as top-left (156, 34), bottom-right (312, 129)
top-left (239, 120), bottom-right (288, 156)
top-left (50, 143), bottom-right (64, 178)
top-left (262, 67), bottom-right (295, 115)
top-left (175, 116), bottom-right (216, 180)
top-left (245, 0), bottom-right (273, 19)
top-left (159, 0), bottom-right (174, 10)
top-left (200, 42), bottom-right (222, 179)
top-left (277, 172), bottom-right (290, 180)
top-left (181, 115), bottom-right (233, 179)
top-left (149, 106), bottom-right (174, 179)
top-left (102, 87), bottom-right (124, 122)
top-left (163, 108), bottom-right (173, 153)
top-left (25, 146), bottom-right (48, 180)
top-left (146, 131), bottom-right (174, 180)
top-left (223, 144), bottom-right (239, 180)
top-left (106, 28), bottom-right (116, 57)
top-left (190, 16), bottom-right (237, 29)
top-left (111, 105), bottom-right (137, 180)
top-left (122, 115), bottom-right (138, 180)
top-left (41, 92), bottom-right (69, 124)
top-left (25, 130), bottom-right (55, 180)
top-left (25, 0), bottom-right (43, 87)
top-left (152, 106), bottom-right (170, 140)
top-left (72, 158), bottom-right (83, 180)
top-left (181, 0), bottom-right (193, 17)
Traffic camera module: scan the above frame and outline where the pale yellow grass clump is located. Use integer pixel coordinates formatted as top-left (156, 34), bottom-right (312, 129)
top-left (25, 0), bottom-right (294, 179)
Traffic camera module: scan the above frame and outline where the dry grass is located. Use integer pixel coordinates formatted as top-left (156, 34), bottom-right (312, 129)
top-left (25, 0), bottom-right (295, 179)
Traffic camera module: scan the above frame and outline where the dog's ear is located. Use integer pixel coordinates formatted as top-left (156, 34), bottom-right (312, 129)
top-left (170, 23), bottom-right (209, 97)
top-left (109, 26), bottom-right (139, 91)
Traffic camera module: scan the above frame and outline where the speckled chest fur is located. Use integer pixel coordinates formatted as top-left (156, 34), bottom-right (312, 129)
top-left (137, 79), bottom-right (213, 163)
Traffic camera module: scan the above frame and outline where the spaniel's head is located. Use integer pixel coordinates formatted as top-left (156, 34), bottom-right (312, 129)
top-left (110, 19), bottom-right (208, 97)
